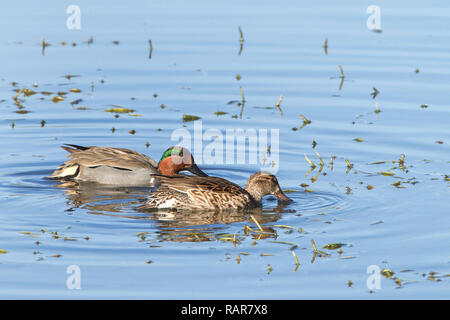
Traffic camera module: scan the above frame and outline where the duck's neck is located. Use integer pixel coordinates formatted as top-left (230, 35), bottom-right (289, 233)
top-left (157, 157), bottom-right (178, 175)
top-left (244, 184), bottom-right (264, 205)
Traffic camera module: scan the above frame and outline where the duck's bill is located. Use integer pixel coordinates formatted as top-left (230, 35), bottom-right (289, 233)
top-left (185, 163), bottom-right (208, 177)
top-left (274, 191), bottom-right (292, 203)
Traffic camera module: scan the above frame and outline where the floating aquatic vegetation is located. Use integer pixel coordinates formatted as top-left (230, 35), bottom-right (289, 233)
top-left (300, 115), bottom-right (311, 128)
top-left (13, 88), bottom-right (24, 101)
top-left (338, 64), bottom-right (344, 78)
top-left (15, 110), bottom-right (30, 114)
top-left (51, 96), bottom-right (64, 103)
top-left (368, 160), bottom-right (386, 165)
top-left (70, 88), bottom-right (82, 93)
top-left (275, 95), bottom-right (283, 116)
top-left (392, 181), bottom-right (405, 188)
top-left (353, 138), bottom-right (364, 143)
top-left (239, 86), bottom-right (246, 118)
top-left (63, 74), bottom-right (80, 80)
top-left (214, 111), bottom-right (228, 116)
top-left (304, 153), bottom-right (316, 169)
top-left (41, 38), bottom-right (50, 56)
top-left (0, 249), bottom-right (7, 254)
top-left (183, 114), bottom-right (201, 122)
top-left (366, 185), bottom-right (374, 190)
top-left (345, 159), bottom-right (353, 173)
top-left (148, 40), bottom-right (153, 59)
top-left (314, 150), bottom-right (324, 169)
top-left (105, 107), bottom-right (135, 113)
top-left (323, 243), bottom-right (344, 250)
top-left (371, 87), bottom-right (379, 99)
top-left (249, 215), bottom-right (264, 233)
top-left (23, 88), bottom-right (37, 97)
top-left (337, 64), bottom-right (345, 90)
top-left (323, 38), bottom-right (328, 55)
top-left (398, 154), bottom-right (406, 170)
top-left (381, 268), bottom-right (394, 278)
top-left (70, 99), bottom-right (83, 105)
top-left (238, 26), bottom-right (244, 55)
top-left (330, 155), bottom-right (335, 170)
top-left (311, 239), bottom-right (330, 257)
top-left (292, 250), bottom-right (300, 268)
top-left (270, 240), bottom-right (298, 248)
top-left (19, 231), bottom-right (39, 238)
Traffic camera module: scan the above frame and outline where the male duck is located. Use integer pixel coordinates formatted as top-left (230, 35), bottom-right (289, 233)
top-left (48, 144), bottom-right (207, 186)
top-left (139, 171), bottom-right (292, 211)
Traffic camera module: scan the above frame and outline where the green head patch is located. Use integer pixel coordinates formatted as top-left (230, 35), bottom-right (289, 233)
top-left (159, 147), bottom-right (184, 163)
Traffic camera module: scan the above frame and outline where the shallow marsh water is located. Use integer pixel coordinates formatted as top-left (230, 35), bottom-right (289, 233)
top-left (0, 0), bottom-right (449, 298)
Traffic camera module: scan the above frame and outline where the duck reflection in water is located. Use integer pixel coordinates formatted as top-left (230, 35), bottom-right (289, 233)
top-left (53, 180), bottom-right (293, 243)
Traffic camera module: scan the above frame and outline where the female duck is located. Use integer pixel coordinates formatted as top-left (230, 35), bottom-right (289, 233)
top-left (140, 171), bottom-right (292, 211)
top-left (48, 145), bottom-right (207, 186)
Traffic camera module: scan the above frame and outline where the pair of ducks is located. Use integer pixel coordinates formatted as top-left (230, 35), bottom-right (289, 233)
top-left (49, 144), bottom-right (292, 211)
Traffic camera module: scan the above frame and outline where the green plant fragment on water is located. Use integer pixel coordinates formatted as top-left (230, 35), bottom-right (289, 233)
top-left (105, 107), bottom-right (135, 113)
top-left (323, 243), bottom-right (344, 250)
top-left (51, 96), bottom-right (64, 103)
top-left (381, 269), bottom-right (394, 278)
top-left (214, 111), bottom-right (228, 116)
top-left (183, 114), bottom-right (201, 122)
top-left (19, 231), bottom-right (39, 237)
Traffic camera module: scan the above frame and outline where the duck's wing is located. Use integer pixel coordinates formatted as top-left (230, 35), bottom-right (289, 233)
top-left (155, 175), bottom-right (242, 193)
top-left (49, 145), bottom-right (158, 179)
top-left (152, 175), bottom-right (254, 209)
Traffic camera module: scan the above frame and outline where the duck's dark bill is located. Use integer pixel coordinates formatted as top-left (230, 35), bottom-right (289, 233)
top-left (274, 191), bottom-right (292, 203)
top-left (185, 163), bottom-right (208, 177)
